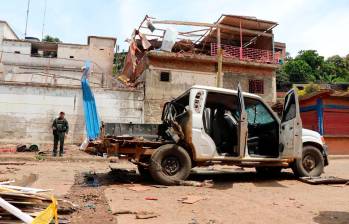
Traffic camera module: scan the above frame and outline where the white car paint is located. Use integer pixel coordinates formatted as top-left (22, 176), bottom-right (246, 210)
top-left (302, 128), bottom-right (325, 147)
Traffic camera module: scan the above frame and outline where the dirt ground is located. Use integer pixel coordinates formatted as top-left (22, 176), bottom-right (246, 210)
top-left (1, 148), bottom-right (349, 224)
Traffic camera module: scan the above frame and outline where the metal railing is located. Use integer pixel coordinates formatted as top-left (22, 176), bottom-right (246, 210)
top-left (211, 43), bottom-right (281, 64)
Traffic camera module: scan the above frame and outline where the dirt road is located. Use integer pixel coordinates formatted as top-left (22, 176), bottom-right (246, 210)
top-left (1, 152), bottom-right (348, 224)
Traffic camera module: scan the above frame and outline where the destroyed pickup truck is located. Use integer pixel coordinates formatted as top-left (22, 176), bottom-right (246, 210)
top-left (91, 85), bottom-right (329, 185)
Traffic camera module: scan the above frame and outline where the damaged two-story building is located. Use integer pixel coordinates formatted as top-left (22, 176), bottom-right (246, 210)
top-left (121, 15), bottom-right (286, 123)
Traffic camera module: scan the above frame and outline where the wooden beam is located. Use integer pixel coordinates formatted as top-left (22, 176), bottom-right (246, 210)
top-left (152, 20), bottom-right (273, 37)
top-left (217, 27), bottom-right (222, 87)
top-left (179, 28), bottom-right (210, 35)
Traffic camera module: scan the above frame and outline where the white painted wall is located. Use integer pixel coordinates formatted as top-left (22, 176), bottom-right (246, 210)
top-left (0, 36), bottom-right (115, 87)
top-left (0, 22), bottom-right (18, 43)
top-left (0, 84), bottom-right (144, 144)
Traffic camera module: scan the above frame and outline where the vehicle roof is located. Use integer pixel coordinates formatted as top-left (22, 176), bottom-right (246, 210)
top-left (191, 85), bottom-right (262, 100)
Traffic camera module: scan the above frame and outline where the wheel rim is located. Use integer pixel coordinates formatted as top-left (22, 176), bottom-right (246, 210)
top-left (302, 154), bottom-right (317, 172)
top-left (161, 156), bottom-right (180, 176)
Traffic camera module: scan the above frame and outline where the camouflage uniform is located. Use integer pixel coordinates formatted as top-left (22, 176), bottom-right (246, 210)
top-left (52, 118), bottom-right (69, 156)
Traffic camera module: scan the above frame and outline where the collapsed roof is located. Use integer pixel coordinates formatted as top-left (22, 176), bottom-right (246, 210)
top-left (120, 14), bottom-right (280, 83)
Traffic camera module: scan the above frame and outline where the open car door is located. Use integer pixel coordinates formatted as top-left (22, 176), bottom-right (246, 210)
top-left (279, 89), bottom-right (302, 159)
top-left (237, 84), bottom-right (248, 158)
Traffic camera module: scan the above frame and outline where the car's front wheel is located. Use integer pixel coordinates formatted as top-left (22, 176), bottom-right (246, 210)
top-left (292, 145), bottom-right (324, 177)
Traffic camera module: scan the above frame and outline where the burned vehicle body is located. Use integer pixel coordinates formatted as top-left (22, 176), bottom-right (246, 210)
top-left (95, 85), bottom-right (328, 185)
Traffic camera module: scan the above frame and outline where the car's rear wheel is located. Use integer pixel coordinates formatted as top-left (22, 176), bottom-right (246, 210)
top-left (292, 145), bottom-right (324, 177)
top-left (149, 144), bottom-right (191, 185)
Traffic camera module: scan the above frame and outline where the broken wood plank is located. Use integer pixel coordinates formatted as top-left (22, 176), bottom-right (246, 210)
top-left (136, 211), bottom-right (159, 219)
top-left (299, 176), bottom-right (349, 185)
top-left (127, 184), bottom-right (152, 192)
top-left (180, 195), bottom-right (206, 204)
top-left (0, 162), bottom-right (26, 166)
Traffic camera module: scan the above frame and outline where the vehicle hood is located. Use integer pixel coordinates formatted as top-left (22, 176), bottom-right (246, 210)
top-left (302, 128), bottom-right (321, 138)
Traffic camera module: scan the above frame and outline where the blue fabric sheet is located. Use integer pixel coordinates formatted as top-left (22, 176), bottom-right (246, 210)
top-left (81, 61), bottom-right (100, 140)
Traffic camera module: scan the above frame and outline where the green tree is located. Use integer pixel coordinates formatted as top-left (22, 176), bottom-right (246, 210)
top-left (295, 50), bottom-right (324, 80)
top-left (277, 50), bottom-right (349, 87)
top-left (276, 66), bottom-right (289, 85)
top-left (284, 59), bottom-right (314, 83)
top-left (42, 35), bottom-right (61, 43)
top-left (296, 50), bottom-right (324, 70)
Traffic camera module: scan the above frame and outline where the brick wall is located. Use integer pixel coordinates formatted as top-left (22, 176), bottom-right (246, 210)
top-left (142, 55), bottom-right (276, 123)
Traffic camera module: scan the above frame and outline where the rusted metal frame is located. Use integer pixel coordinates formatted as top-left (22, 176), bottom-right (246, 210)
top-left (239, 20), bottom-right (243, 60)
top-left (140, 26), bottom-right (209, 36)
top-left (194, 26), bottom-right (214, 45)
top-left (140, 33), bottom-right (197, 43)
top-left (178, 33), bottom-right (205, 37)
top-left (117, 146), bottom-right (154, 157)
top-left (179, 28), bottom-right (210, 35)
top-left (152, 20), bottom-right (273, 37)
top-left (242, 23), bottom-right (278, 48)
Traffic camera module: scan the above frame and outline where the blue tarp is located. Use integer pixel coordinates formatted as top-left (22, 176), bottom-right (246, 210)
top-left (81, 61), bottom-right (100, 140)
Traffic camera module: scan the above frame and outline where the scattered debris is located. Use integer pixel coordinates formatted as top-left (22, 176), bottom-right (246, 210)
top-left (83, 172), bottom-right (100, 187)
top-left (151, 185), bottom-right (168, 188)
top-left (0, 180), bottom-right (14, 185)
top-left (0, 148), bottom-right (17, 153)
top-left (179, 195), bottom-right (206, 204)
top-left (84, 203), bottom-right (96, 210)
top-left (16, 144), bottom-right (39, 152)
top-left (108, 167), bottom-right (139, 183)
top-left (299, 176), bottom-right (349, 185)
top-left (35, 154), bottom-right (46, 161)
top-left (0, 184), bottom-right (58, 223)
top-left (127, 184), bottom-right (152, 192)
top-left (112, 209), bottom-right (135, 215)
top-left (57, 199), bottom-right (78, 215)
top-left (144, 197), bottom-right (158, 201)
top-left (135, 211), bottom-right (159, 219)
top-left (113, 209), bottom-right (159, 220)
top-left (177, 180), bottom-right (214, 187)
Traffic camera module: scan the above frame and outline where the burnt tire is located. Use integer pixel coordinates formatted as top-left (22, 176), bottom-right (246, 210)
top-left (255, 167), bottom-right (282, 176)
top-left (292, 145), bottom-right (324, 177)
top-left (149, 144), bottom-right (191, 185)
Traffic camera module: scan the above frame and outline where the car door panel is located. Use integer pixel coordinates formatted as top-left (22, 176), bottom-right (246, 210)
top-left (280, 89), bottom-right (302, 159)
top-left (237, 83), bottom-right (248, 158)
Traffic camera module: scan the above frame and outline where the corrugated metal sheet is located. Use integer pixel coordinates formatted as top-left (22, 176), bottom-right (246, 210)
top-left (81, 61), bottom-right (100, 140)
top-left (324, 110), bottom-right (349, 135)
top-left (301, 110), bottom-right (318, 132)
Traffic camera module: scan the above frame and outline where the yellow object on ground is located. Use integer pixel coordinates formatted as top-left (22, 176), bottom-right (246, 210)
top-left (32, 196), bottom-right (58, 224)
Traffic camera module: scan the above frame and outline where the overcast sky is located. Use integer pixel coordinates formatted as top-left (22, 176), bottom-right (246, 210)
top-left (1, 0), bottom-right (348, 57)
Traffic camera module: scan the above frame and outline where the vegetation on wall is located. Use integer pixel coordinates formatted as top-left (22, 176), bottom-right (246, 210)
top-left (113, 51), bottom-right (127, 75)
top-left (277, 50), bottom-right (349, 88)
top-left (297, 83), bottom-right (321, 97)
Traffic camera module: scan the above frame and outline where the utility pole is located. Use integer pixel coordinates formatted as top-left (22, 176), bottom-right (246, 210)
top-left (41, 0), bottom-right (48, 40)
top-left (24, 0), bottom-right (31, 38)
top-left (216, 27), bottom-right (222, 87)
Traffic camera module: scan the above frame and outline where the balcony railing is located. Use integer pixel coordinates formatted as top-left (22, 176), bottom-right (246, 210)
top-left (211, 43), bottom-right (281, 64)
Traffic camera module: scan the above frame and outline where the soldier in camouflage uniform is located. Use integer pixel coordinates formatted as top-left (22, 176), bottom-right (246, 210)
top-left (52, 112), bottom-right (69, 157)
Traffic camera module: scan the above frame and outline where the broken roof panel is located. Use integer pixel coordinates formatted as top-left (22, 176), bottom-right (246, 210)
top-left (217, 14), bottom-right (278, 31)
top-left (199, 14), bottom-right (278, 45)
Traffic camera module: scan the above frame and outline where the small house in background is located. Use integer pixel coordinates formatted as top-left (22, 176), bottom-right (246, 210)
top-left (299, 89), bottom-right (349, 155)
